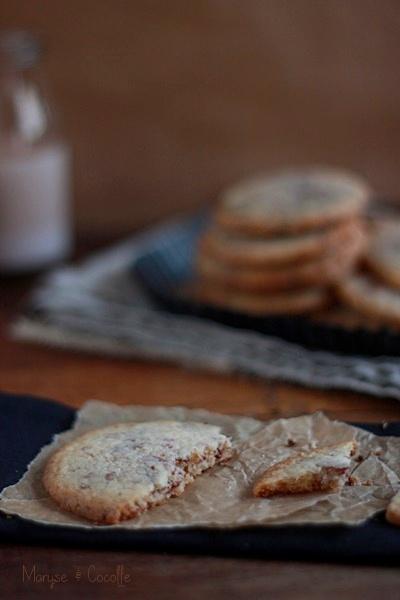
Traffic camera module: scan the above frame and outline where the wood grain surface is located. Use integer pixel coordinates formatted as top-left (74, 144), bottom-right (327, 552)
top-left (2, 255), bottom-right (400, 598)
top-left (2, 1), bottom-right (400, 237)
top-left (1, 546), bottom-right (400, 600)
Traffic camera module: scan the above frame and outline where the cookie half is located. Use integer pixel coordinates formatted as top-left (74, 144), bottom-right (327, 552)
top-left (197, 223), bottom-right (366, 292)
top-left (195, 284), bottom-right (329, 316)
top-left (365, 224), bottom-right (400, 290)
top-left (253, 441), bottom-right (356, 497)
top-left (43, 421), bottom-right (232, 524)
top-left (199, 220), bottom-right (361, 268)
top-left (336, 274), bottom-right (400, 328)
top-left (215, 168), bottom-right (369, 235)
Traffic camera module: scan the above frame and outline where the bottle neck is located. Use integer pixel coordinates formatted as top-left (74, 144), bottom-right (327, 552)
top-left (0, 31), bottom-right (50, 150)
top-left (0, 74), bottom-right (50, 151)
top-left (0, 30), bottom-right (41, 72)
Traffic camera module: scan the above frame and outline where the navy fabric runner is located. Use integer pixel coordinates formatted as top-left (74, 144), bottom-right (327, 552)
top-left (1, 390), bottom-right (400, 564)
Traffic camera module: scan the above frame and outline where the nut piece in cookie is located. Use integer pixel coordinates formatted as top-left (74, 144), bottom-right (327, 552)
top-left (43, 421), bottom-right (232, 524)
top-left (253, 440), bottom-right (357, 498)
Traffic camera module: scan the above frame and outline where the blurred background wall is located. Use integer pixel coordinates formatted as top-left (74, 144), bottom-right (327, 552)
top-left (3, 0), bottom-right (400, 237)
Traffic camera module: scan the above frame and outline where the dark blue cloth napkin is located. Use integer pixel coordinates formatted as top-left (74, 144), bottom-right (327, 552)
top-left (1, 390), bottom-right (400, 564)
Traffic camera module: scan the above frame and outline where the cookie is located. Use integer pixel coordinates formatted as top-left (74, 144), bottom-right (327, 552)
top-left (365, 223), bottom-right (400, 290)
top-left (336, 274), bottom-right (400, 328)
top-left (311, 305), bottom-right (387, 333)
top-left (253, 441), bottom-right (356, 497)
top-left (386, 490), bottom-right (400, 526)
top-left (195, 284), bottom-right (330, 315)
top-left (43, 421), bottom-right (232, 524)
top-left (197, 223), bottom-right (366, 292)
top-left (199, 220), bottom-right (361, 268)
top-left (215, 168), bottom-right (369, 235)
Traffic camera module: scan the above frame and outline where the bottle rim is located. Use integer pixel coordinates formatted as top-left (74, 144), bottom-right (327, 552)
top-left (0, 30), bottom-right (41, 71)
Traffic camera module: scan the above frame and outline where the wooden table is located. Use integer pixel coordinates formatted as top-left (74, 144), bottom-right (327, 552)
top-left (2, 270), bottom-right (400, 599)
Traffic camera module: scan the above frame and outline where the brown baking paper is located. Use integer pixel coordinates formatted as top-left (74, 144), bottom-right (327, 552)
top-left (1, 401), bottom-right (400, 530)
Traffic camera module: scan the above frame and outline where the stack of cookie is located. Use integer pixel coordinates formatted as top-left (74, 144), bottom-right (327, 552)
top-left (337, 223), bottom-right (400, 328)
top-left (196, 168), bottom-right (370, 316)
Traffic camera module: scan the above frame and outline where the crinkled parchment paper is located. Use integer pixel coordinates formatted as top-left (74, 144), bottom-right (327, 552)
top-left (1, 401), bottom-right (400, 530)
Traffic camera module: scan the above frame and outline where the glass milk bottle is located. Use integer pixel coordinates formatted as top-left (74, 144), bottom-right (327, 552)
top-left (0, 30), bottom-right (72, 273)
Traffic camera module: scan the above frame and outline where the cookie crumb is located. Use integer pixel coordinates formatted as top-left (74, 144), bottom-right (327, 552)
top-left (286, 438), bottom-right (296, 447)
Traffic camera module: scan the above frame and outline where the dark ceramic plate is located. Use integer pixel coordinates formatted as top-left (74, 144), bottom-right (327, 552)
top-left (133, 215), bottom-right (400, 357)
